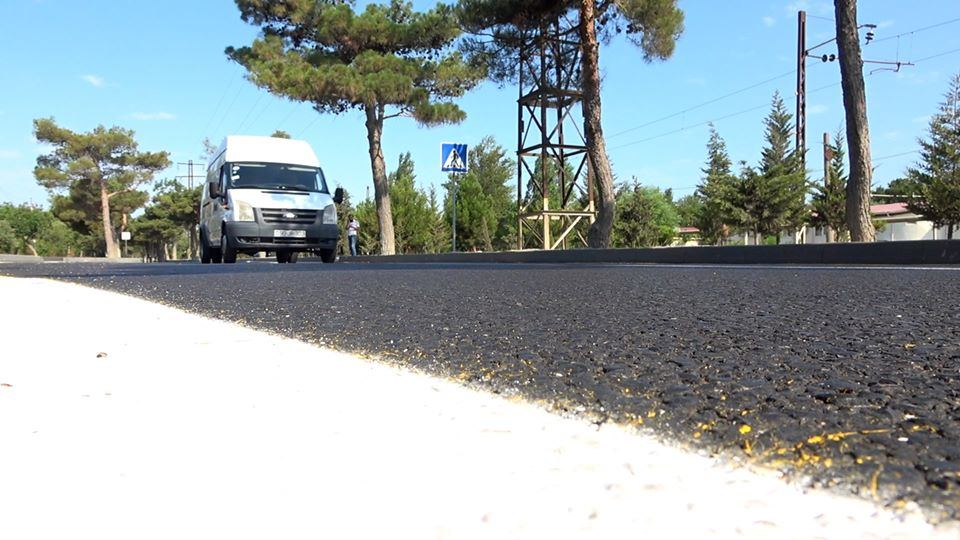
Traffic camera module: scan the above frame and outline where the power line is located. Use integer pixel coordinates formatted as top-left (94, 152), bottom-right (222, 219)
top-left (873, 149), bottom-right (919, 162)
top-left (201, 76), bottom-right (237, 137)
top-left (608, 70), bottom-right (795, 139)
top-left (871, 17), bottom-right (960, 44)
top-left (913, 47), bottom-right (960, 64)
top-left (210, 84), bottom-right (245, 139)
top-left (235, 92), bottom-right (265, 134)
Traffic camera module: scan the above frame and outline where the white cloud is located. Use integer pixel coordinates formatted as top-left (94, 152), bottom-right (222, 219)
top-left (82, 74), bottom-right (104, 87)
top-left (877, 20), bottom-right (895, 29)
top-left (808, 104), bottom-right (828, 115)
top-left (130, 112), bottom-right (176, 121)
top-left (0, 149), bottom-right (21, 160)
top-left (763, 16), bottom-right (776, 28)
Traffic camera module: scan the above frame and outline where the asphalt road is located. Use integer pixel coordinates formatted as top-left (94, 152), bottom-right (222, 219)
top-left (4, 260), bottom-right (960, 522)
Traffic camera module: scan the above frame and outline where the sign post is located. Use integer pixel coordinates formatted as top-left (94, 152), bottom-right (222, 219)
top-left (441, 143), bottom-right (468, 252)
top-left (121, 230), bottom-right (132, 258)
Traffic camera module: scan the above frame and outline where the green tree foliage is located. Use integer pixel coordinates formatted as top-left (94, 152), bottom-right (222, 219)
top-left (0, 220), bottom-right (16, 254)
top-left (673, 194), bottom-right (702, 228)
top-left (695, 124), bottom-right (737, 245)
top-left (0, 203), bottom-right (52, 256)
top-left (810, 130), bottom-right (848, 241)
top-left (130, 180), bottom-right (202, 260)
top-left (228, 0), bottom-right (485, 255)
top-left (906, 73), bottom-right (960, 239)
top-left (33, 118), bottom-right (170, 258)
top-left (459, 0), bottom-right (683, 247)
top-left (354, 198), bottom-right (379, 255)
top-left (335, 187), bottom-right (355, 256)
top-left (444, 136), bottom-right (515, 251)
top-left (270, 130), bottom-right (292, 139)
top-left (873, 178), bottom-right (919, 202)
top-left (389, 153), bottom-right (437, 253)
top-left (729, 94), bottom-right (810, 243)
top-left (612, 181), bottom-right (679, 247)
top-left (0, 203), bottom-right (83, 256)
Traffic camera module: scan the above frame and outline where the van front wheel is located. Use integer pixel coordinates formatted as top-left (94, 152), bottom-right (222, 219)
top-left (221, 233), bottom-right (237, 264)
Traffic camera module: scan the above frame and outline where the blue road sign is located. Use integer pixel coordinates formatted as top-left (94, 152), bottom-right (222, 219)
top-left (441, 143), bottom-right (468, 173)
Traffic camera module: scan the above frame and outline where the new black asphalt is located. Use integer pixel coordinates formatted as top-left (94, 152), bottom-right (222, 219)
top-left (4, 261), bottom-right (959, 521)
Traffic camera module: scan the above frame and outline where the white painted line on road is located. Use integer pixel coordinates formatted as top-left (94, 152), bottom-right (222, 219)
top-left (604, 263), bottom-right (960, 271)
top-left (1, 277), bottom-right (957, 539)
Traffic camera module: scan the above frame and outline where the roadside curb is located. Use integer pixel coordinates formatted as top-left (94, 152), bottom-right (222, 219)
top-left (0, 254), bottom-right (146, 264)
top-left (343, 239), bottom-right (960, 265)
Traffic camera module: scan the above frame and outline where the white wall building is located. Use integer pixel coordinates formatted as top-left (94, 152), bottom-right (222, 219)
top-left (781, 202), bottom-right (952, 244)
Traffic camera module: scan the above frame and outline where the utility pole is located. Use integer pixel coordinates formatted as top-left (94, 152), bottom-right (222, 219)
top-left (796, 10), bottom-right (807, 167)
top-left (823, 132), bottom-right (835, 243)
top-left (176, 160), bottom-right (203, 259)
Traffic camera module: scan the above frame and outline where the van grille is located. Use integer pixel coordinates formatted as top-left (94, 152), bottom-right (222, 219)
top-left (260, 208), bottom-right (318, 225)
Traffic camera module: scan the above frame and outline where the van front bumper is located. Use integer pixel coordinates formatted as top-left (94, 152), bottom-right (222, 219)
top-left (224, 222), bottom-right (339, 251)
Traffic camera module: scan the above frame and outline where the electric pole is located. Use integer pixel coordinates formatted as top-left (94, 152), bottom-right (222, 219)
top-left (823, 132), bottom-right (835, 243)
top-left (796, 10), bottom-right (807, 167)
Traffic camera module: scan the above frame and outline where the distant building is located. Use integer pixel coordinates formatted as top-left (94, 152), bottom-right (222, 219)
top-left (675, 202), bottom-right (951, 247)
top-left (782, 202), bottom-right (951, 244)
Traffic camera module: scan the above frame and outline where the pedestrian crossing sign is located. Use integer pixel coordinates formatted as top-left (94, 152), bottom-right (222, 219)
top-left (441, 143), bottom-right (468, 173)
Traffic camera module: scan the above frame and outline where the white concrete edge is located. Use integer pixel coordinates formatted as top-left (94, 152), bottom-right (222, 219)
top-left (1, 276), bottom-right (957, 540)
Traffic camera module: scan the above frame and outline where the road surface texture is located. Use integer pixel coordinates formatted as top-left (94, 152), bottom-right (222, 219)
top-left (3, 261), bottom-right (959, 524)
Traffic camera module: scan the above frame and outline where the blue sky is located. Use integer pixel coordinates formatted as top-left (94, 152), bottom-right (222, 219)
top-left (1, 0), bottom-right (959, 209)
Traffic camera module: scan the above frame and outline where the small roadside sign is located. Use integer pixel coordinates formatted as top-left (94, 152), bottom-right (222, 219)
top-left (441, 143), bottom-right (468, 173)
top-left (121, 231), bottom-right (132, 241)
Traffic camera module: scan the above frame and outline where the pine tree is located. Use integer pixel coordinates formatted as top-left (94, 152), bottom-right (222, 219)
top-left (734, 93), bottom-right (810, 244)
top-left (695, 124), bottom-right (737, 245)
top-left (810, 130), bottom-right (848, 241)
top-left (33, 118), bottom-right (170, 258)
top-left (228, 0), bottom-right (485, 256)
top-left (389, 153), bottom-right (436, 254)
top-left (907, 73), bottom-right (960, 239)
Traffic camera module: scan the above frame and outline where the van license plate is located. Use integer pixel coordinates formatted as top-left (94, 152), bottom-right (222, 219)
top-left (274, 230), bottom-right (306, 238)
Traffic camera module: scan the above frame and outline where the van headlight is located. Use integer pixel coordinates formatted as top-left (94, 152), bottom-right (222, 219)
top-left (235, 200), bottom-right (256, 222)
top-left (322, 204), bottom-right (337, 224)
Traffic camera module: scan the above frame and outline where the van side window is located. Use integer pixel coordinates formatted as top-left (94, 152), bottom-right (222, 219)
top-left (219, 165), bottom-right (229, 194)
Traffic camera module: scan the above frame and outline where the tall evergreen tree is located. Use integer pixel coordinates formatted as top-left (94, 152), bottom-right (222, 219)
top-left (389, 153), bottom-right (437, 253)
top-left (33, 118), bottom-right (169, 258)
top-left (734, 93), bottom-right (809, 244)
top-left (695, 124), bottom-right (737, 245)
top-left (458, 0), bottom-right (683, 248)
top-left (228, 0), bottom-right (485, 255)
top-left (810, 130), bottom-right (848, 242)
top-left (907, 73), bottom-right (960, 239)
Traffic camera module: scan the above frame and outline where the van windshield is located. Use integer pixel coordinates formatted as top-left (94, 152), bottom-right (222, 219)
top-left (228, 162), bottom-right (327, 193)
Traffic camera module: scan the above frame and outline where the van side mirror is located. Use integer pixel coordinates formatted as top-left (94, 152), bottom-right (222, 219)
top-left (333, 187), bottom-right (344, 205)
top-left (208, 181), bottom-right (221, 198)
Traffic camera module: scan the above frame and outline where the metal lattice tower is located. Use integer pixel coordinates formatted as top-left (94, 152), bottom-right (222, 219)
top-left (517, 16), bottom-right (596, 250)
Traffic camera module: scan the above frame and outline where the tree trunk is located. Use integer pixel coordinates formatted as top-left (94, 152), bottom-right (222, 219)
top-left (172, 242), bottom-right (178, 261)
top-left (949, 224), bottom-right (954, 240)
top-left (364, 104), bottom-right (396, 255)
top-left (835, 0), bottom-right (876, 242)
top-left (580, 0), bottom-right (616, 249)
top-left (26, 242), bottom-right (38, 256)
top-left (99, 180), bottom-right (120, 258)
top-left (481, 215), bottom-right (493, 252)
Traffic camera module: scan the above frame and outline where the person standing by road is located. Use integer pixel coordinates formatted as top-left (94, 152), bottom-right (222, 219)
top-left (347, 215), bottom-right (360, 256)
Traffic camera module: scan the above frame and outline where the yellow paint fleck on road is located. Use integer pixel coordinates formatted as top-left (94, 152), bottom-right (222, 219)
top-left (739, 425), bottom-right (752, 435)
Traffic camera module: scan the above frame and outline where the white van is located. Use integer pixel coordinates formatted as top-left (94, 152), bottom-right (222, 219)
top-left (199, 136), bottom-right (343, 264)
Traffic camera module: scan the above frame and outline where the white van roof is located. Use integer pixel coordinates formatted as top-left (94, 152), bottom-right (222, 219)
top-left (214, 136), bottom-right (320, 168)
